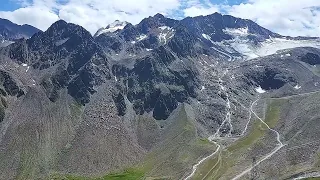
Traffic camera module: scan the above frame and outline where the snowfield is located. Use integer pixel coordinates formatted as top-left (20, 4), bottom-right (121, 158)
top-left (231, 37), bottom-right (320, 60)
top-left (221, 28), bottom-right (320, 60)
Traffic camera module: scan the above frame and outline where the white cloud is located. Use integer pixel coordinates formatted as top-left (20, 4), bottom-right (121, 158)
top-left (0, 6), bottom-right (59, 30)
top-left (0, 0), bottom-right (181, 34)
top-left (225, 0), bottom-right (320, 36)
top-left (1, 0), bottom-right (320, 37)
top-left (184, 5), bottom-right (219, 17)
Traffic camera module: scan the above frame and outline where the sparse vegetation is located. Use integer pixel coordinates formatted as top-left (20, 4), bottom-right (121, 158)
top-left (100, 169), bottom-right (145, 180)
top-left (192, 99), bottom-right (285, 179)
top-left (50, 169), bottom-right (145, 180)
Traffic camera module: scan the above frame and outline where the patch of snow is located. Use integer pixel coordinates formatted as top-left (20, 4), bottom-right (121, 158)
top-left (255, 86), bottom-right (266, 94)
top-left (222, 37), bottom-right (320, 60)
top-left (146, 48), bottom-right (153, 51)
top-left (136, 34), bottom-right (148, 41)
top-left (201, 86), bottom-right (206, 91)
top-left (22, 63), bottom-right (28, 67)
top-left (223, 27), bottom-right (249, 36)
top-left (26, 66), bottom-right (30, 72)
top-left (158, 26), bottom-right (175, 44)
top-left (114, 76), bottom-right (118, 82)
top-left (219, 39), bottom-right (259, 59)
top-left (202, 34), bottom-right (211, 40)
top-left (159, 33), bottom-right (167, 44)
top-left (294, 84), bottom-right (301, 90)
top-left (131, 41), bottom-right (136, 44)
top-left (55, 38), bottom-right (69, 46)
top-left (256, 38), bottom-right (319, 58)
top-left (159, 26), bottom-right (173, 31)
top-left (115, 54), bottom-right (119, 56)
top-left (32, 79), bottom-right (36, 86)
top-left (95, 20), bottom-right (128, 36)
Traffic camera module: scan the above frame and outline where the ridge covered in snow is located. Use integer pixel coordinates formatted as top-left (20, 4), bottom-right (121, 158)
top-left (94, 20), bottom-right (128, 37)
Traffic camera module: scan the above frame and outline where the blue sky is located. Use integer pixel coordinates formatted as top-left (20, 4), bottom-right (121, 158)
top-left (0, 0), bottom-right (319, 37)
top-left (1, 1), bottom-right (21, 11)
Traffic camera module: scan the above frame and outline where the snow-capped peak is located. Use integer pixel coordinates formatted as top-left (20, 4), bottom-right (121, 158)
top-left (95, 20), bottom-right (128, 36)
top-left (108, 20), bottom-right (127, 28)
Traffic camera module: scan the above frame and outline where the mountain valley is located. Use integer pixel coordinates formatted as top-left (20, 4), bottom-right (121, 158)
top-left (0, 13), bottom-right (319, 180)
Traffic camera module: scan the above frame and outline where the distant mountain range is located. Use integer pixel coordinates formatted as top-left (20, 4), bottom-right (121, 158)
top-left (0, 18), bottom-right (40, 47)
top-left (0, 13), bottom-right (320, 180)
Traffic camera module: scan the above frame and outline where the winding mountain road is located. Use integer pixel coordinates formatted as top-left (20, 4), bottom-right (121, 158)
top-left (184, 141), bottom-right (221, 180)
top-left (185, 97), bottom-right (286, 180)
top-left (231, 98), bottom-right (285, 180)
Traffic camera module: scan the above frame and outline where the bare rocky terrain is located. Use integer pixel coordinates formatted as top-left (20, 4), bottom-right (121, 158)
top-left (0, 13), bottom-right (319, 180)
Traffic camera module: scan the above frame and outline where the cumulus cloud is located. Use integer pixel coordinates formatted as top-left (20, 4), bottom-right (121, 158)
top-left (0, 0), bottom-right (320, 37)
top-left (0, 6), bottom-right (59, 30)
top-left (0, 0), bottom-right (181, 34)
top-left (226, 0), bottom-right (320, 36)
top-left (183, 1), bottom-right (219, 17)
top-left (58, 0), bottom-right (181, 34)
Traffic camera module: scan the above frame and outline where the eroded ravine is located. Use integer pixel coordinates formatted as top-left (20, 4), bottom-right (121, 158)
top-left (185, 95), bottom-right (286, 179)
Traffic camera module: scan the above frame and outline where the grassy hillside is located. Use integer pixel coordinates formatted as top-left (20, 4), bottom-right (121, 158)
top-left (48, 103), bottom-right (215, 180)
top-left (191, 98), bottom-right (285, 180)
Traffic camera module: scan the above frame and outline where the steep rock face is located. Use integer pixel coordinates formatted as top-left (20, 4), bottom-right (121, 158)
top-left (112, 46), bottom-right (199, 120)
top-left (245, 67), bottom-right (295, 90)
top-left (1, 20), bottom-right (111, 104)
top-left (135, 13), bottom-right (178, 34)
top-left (0, 70), bottom-right (24, 122)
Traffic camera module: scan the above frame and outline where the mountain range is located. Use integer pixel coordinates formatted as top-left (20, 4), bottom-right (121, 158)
top-left (0, 12), bottom-right (320, 180)
top-left (0, 18), bottom-right (40, 47)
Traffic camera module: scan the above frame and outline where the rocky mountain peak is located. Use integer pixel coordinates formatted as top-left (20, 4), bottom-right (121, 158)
top-left (44, 20), bottom-right (91, 39)
top-left (136, 13), bottom-right (178, 34)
